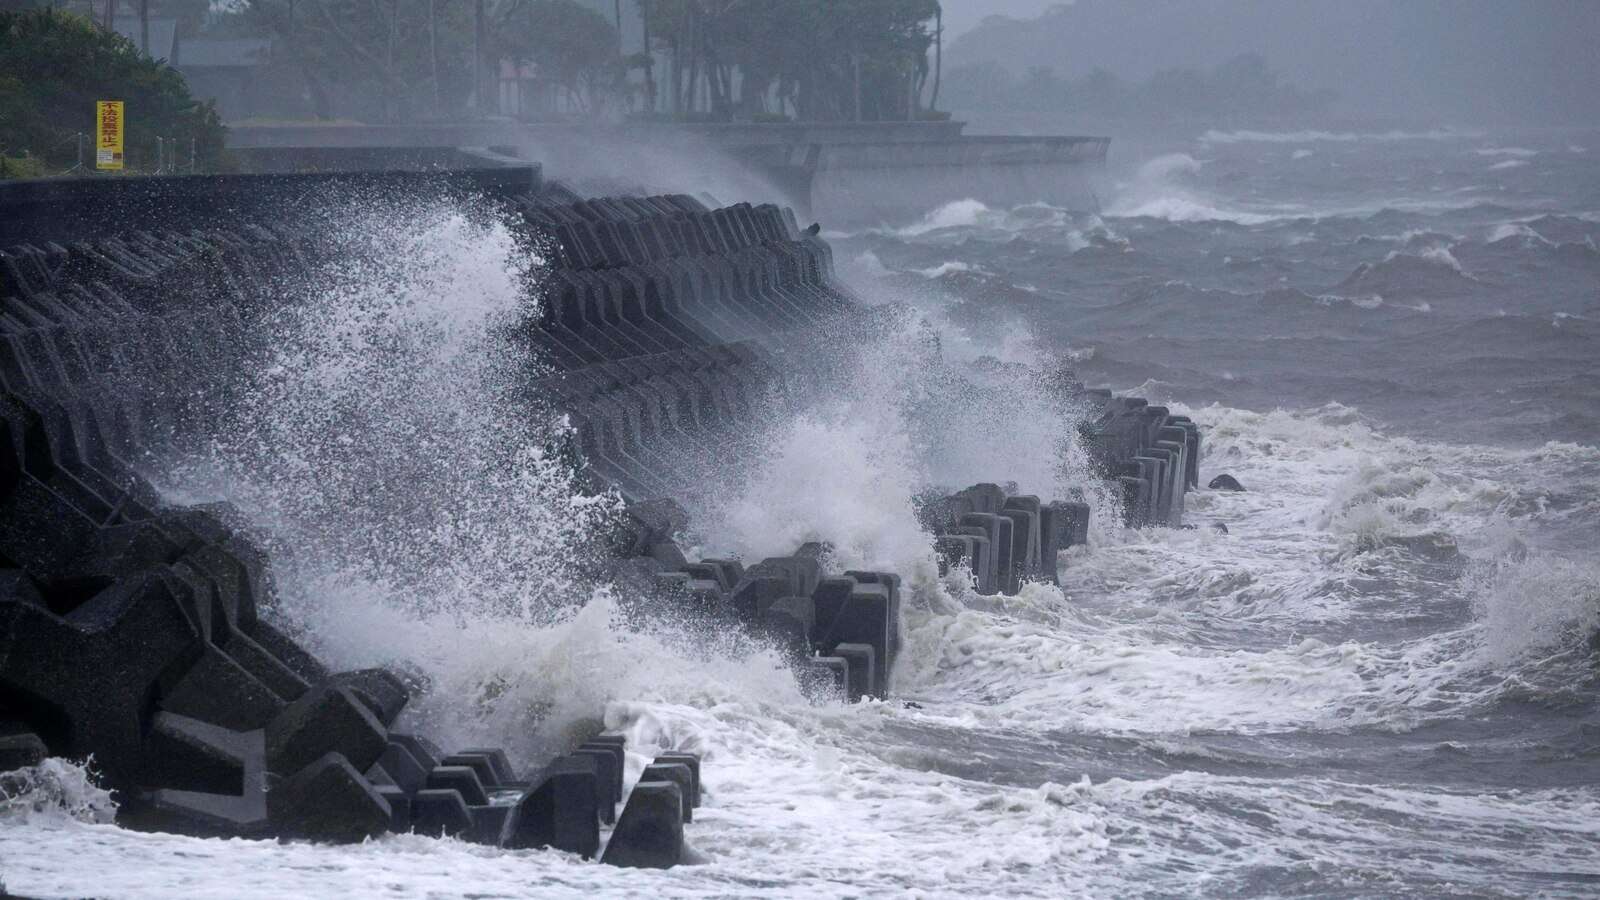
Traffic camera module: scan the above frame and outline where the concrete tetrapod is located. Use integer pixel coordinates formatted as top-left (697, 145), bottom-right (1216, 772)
top-left (602, 780), bottom-right (685, 869)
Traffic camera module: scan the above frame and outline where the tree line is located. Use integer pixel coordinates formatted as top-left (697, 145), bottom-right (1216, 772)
top-left (227, 0), bottom-right (940, 121)
top-left (1, 0), bottom-right (948, 174)
top-left (219, 0), bottom-right (945, 123)
top-left (943, 54), bottom-right (1338, 122)
top-left (636, 0), bottom-right (942, 122)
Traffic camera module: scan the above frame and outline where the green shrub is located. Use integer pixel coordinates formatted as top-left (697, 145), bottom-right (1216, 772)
top-left (0, 9), bottom-right (225, 171)
top-left (0, 154), bottom-right (48, 179)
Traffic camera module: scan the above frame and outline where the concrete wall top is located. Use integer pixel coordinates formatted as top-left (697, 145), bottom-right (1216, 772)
top-left (226, 120), bottom-right (971, 152)
top-left (0, 165), bottom-right (540, 247)
top-left (797, 136), bottom-right (1110, 171)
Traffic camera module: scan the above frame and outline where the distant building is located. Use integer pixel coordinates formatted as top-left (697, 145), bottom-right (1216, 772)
top-left (174, 38), bottom-right (274, 120)
top-left (113, 15), bottom-right (283, 121)
top-left (111, 15), bottom-right (176, 62)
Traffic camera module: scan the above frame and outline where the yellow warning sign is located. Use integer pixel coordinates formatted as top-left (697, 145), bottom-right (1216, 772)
top-left (96, 101), bottom-right (124, 171)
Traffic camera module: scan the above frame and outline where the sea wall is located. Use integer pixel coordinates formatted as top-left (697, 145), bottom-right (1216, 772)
top-left (0, 163), bottom-right (537, 247)
top-left (224, 120), bottom-right (1109, 224)
top-left (0, 165), bottom-right (1191, 864)
top-left (225, 120), bottom-right (970, 152)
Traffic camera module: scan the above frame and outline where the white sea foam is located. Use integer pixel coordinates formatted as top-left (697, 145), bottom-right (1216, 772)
top-left (886, 198), bottom-right (1081, 239)
top-left (1291, 148), bottom-right (1315, 160)
top-left (916, 260), bottom-right (980, 278)
top-left (1486, 222), bottom-right (1552, 245)
top-left (687, 312), bottom-right (1113, 588)
top-left (0, 759), bottom-right (117, 826)
top-left (1471, 555), bottom-right (1600, 665)
top-left (1201, 128), bottom-right (1477, 145)
top-left (8, 149), bottom-right (1599, 899)
top-left (152, 199), bottom-right (628, 757)
top-left (9, 388), bottom-right (1600, 900)
top-left (1489, 158), bottom-right (1529, 170)
top-left (881, 400), bottom-right (1593, 741)
top-left (1079, 772), bottom-right (1600, 895)
top-left (1373, 244), bottom-right (1468, 279)
top-left (8, 749), bottom-right (1599, 898)
top-left (1105, 154), bottom-right (1278, 225)
top-left (1474, 147), bottom-right (1539, 157)
top-left (894, 198), bottom-right (993, 236)
top-left (0, 694), bottom-right (1115, 898)
top-left (693, 411), bottom-right (934, 576)
top-left (845, 248), bottom-right (893, 279)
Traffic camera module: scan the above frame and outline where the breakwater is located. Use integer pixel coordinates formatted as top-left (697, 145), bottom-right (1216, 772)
top-left (0, 164), bottom-right (1192, 866)
top-left (225, 120), bottom-right (1109, 224)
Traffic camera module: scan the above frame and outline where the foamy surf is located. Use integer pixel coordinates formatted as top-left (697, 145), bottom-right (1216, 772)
top-left (4, 118), bottom-right (1599, 900)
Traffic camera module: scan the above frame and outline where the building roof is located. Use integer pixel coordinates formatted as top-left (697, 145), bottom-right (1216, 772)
top-left (176, 39), bottom-right (273, 69)
top-left (112, 15), bottom-right (177, 62)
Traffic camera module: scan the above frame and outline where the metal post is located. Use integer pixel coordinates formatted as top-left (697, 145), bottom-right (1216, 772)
top-left (642, 1), bottom-right (655, 114)
top-left (853, 54), bottom-right (861, 122)
top-left (473, 0), bottom-right (485, 115)
top-left (64, 132), bottom-right (86, 175)
top-left (429, 0), bottom-right (441, 117)
top-left (190, 137), bottom-right (196, 173)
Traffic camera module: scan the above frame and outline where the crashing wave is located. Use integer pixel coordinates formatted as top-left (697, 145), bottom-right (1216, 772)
top-left (0, 759), bottom-right (117, 825)
top-left (1105, 154), bottom-right (1280, 225)
top-left (1333, 243), bottom-right (1478, 299)
top-left (1471, 555), bottom-right (1600, 665)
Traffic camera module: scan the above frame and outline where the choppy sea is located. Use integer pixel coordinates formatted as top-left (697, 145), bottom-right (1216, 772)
top-left (2, 125), bottom-right (1598, 899)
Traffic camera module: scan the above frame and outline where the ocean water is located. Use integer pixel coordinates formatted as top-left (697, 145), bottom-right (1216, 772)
top-left (3, 127), bottom-right (1599, 899)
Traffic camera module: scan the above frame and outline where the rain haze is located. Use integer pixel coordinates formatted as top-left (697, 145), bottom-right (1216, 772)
top-left (938, 0), bottom-right (1600, 127)
top-left (1, 1), bottom-right (1598, 898)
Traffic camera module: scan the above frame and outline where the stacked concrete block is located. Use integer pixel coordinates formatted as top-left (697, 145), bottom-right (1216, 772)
top-left (0, 358), bottom-right (669, 849)
top-left (541, 343), bottom-right (788, 502)
top-left (516, 191), bottom-right (880, 512)
top-left (919, 481), bottom-right (1096, 594)
top-left (1079, 395), bottom-right (1201, 528)
top-left (522, 195), bottom-right (854, 372)
top-left (0, 221), bottom-right (717, 867)
top-left (1, 170), bottom-right (1200, 868)
top-left (602, 501), bottom-right (900, 704)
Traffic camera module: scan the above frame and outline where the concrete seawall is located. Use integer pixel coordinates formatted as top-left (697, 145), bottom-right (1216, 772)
top-left (0, 163), bottom-right (537, 247)
top-left (0, 163), bottom-right (1185, 865)
top-left (225, 120), bottom-right (1109, 225)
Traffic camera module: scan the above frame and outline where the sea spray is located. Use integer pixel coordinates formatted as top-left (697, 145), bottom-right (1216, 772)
top-left (152, 197), bottom-right (632, 756)
top-left (1105, 153), bottom-right (1277, 225)
top-left (1470, 554), bottom-right (1600, 665)
top-left (688, 302), bottom-right (1119, 575)
top-left (0, 759), bottom-right (117, 825)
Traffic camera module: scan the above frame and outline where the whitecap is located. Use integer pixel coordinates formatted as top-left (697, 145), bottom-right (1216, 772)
top-left (915, 260), bottom-right (979, 278)
top-left (845, 248), bottom-right (893, 279)
top-left (893, 198), bottom-right (993, 236)
top-left (1105, 154), bottom-right (1277, 225)
top-left (1378, 244), bottom-right (1466, 275)
top-left (1200, 128), bottom-right (1477, 145)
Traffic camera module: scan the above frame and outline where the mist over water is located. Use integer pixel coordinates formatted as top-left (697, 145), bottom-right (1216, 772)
top-left (5, 124), bottom-right (1600, 898)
